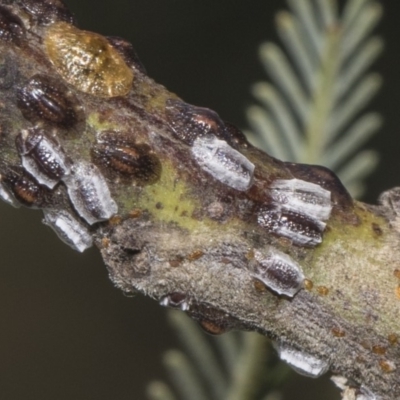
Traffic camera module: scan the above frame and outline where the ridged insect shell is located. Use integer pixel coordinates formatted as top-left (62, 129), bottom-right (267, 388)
top-left (165, 99), bottom-right (227, 145)
top-left (273, 342), bottom-right (330, 378)
top-left (252, 249), bottom-right (305, 297)
top-left (44, 22), bottom-right (134, 98)
top-left (257, 178), bottom-right (332, 247)
top-left (191, 135), bottom-right (255, 191)
top-left (257, 206), bottom-right (325, 247)
top-left (17, 74), bottom-right (81, 129)
top-left (2, 168), bottom-right (48, 208)
top-left (63, 161), bottom-right (118, 225)
top-left (91, 132), bottom-right (161, 185)
top-left (15, 128), bottom-right (71, 189)
top-left (43, 209), bottom-right (93, 252)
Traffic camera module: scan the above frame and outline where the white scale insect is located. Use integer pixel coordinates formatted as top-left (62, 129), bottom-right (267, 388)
top-left (274, 342), bottom-right (330, 378)
top-left (270, 179), bottom-right (332, 221)
top-left (258, 178), bottom-right (332, 247)
top-left (16, 129), bottom-right (71, 189)
top-left (191, 135), bottom-right (255, 191)
top-left (43, 209), bottom-right (93, 252)
top-left (63, 161), bottom-right (118, 225)
top-left (252, 248), bottom-right (304, 297)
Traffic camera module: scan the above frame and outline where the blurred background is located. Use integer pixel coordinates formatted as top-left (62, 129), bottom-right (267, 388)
top-left (0, 0), bottom-right (397, 399)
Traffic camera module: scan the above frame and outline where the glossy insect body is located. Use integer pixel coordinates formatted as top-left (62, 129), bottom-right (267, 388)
top-left (2, 168), bottom-right (47, 208)
top-left (251, 249), bottom-right (304, 297)
top-left (17, 74), bottom-right (81, 129)
top-left (63, 161), bottom-right (118, 225)
top-left (0, 5), bottom-right (25, 43)
top-left (274, 342), bottom-right (330, 378)
top-left (44, 22), bottom-right (133, 97)
top-left (270, 179), bottom-right (332, 221)
top-left (191, 135), bottom-right (254, 191)
top-left (92, 132), bottom-right (161, 185)
top-left (258, 178), bottom-right (332, 247)
top-left (43, 209), bottom-right (93, 252)
top-left (16, 129), bottom-right (71, 189)
top-left (258, 206), bottom-right (325, 247)
top-left (165, 99), bottom-right (229, 145)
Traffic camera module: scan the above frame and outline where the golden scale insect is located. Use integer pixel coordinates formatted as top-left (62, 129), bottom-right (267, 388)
top-left (44, 21), bottom-right (134, 97)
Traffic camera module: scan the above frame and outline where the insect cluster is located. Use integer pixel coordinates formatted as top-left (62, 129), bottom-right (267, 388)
top-left (166, 98), bottom-right (255, 191)
top-left (0, 3), bottom-right (154, 252)
top-left (0, 2), bottom-right (337, 313)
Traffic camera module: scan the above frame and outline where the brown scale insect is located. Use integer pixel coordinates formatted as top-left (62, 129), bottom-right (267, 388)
top-left (223, 121), bottom-right (249, 148)
top-left (2, 167), bottom-right (48, 208)
top-left (19, 0), bottom-right (76, 25)
top-left (316, 286), bottom-right (329, 296)
top-left (0, 5), bottom-right (25, 43)
top-left (197, 319), bottom-right (230, 335)
top-left (165, 99), bottom-right (229, 145)
top-left (188, 301), bottom-right (239, 335)
top-left (91, 131), bottom-right (161, 185)
top-left (17, 74), bottom-right (81, 130)
top-left (44, 22), bottom-right (133, 98)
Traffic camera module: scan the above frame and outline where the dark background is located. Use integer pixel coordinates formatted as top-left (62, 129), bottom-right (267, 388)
top-left (0, 0), bottom-right (397, 399)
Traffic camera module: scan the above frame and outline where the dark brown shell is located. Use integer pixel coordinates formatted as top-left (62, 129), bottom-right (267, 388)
top-left (91, 132), bottom-right (161, 185)
top-left (0, 5), bottom-right (25, 43)
top-left (17, 74), bottom-right (82, 129)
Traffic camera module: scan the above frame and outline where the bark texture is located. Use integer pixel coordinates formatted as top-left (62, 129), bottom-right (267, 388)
top-left (0, 1), bottom-right (399, 398)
